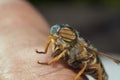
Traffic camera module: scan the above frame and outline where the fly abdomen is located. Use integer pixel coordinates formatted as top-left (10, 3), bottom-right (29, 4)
top-left (86, 65), bottom-right (108, 80)
top-left (102, 70), bottom-right (108, 80)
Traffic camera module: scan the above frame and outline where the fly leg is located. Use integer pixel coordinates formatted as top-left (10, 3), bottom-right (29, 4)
top-left (73, 63), bottom-right (87, 80)
top-left (90, 64), bottom-right (102, 80)
top-left (37, 50), bottom-right (67, 65)
top-left (35, 40), bottom-right (51, 54)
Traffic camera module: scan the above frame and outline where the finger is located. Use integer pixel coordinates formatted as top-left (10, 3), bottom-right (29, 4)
top-left (0, 1), bottom-right (86, 80)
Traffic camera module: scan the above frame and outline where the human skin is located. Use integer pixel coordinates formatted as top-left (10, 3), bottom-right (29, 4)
top-left (0, 0), bottom-right (87, 80)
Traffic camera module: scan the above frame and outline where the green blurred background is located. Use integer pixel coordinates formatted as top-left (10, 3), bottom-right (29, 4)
top-left (28, 0), bottom-right (120, 54)
top-left (29, 0), bottom-right (120, 6)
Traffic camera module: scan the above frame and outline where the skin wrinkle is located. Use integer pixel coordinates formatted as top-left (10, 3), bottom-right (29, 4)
top-left (0, 53), bottom-right (13, 80)
top-left (38, 67), bottom-right (65, 77)
top-left (16, 48), bottom-right (76, 79)
top-left (39, 69), bottom-right (78, 80)
top-left (0, 46), bottom-right (67, 79)
top-left (0, 48), bottom-right (38, 80)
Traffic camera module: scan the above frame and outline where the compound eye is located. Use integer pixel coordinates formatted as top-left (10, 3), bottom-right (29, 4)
top-left (59, 27), bottom-right (76, 42)
top-left (50, 24), bottom-right (61, 36)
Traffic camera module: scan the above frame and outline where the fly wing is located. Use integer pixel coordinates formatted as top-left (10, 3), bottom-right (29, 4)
top-left (86, 46), bottom-right (120, 64)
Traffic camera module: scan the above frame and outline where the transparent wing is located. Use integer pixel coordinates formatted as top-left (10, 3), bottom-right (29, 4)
top-left (86, 46), bottom-right (120, 64)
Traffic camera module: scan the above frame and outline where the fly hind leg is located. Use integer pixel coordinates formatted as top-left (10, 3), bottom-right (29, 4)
top-left (90, 64), bottom-right (102, 80)
top-left (73, 63), bottom-right (87, 80)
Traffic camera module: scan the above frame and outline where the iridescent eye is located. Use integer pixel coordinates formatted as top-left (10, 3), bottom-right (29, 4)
top-left (50, 24), bottom-right (61, 35)
top-left (59, 27), bottom-right (76, 42)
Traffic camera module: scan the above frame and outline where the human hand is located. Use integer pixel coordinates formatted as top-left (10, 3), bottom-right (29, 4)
top-left (0, 0), bottom-right (87, 80)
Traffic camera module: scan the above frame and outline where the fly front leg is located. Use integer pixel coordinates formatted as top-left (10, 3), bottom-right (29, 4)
top-left (37, 50), bottom-right (67, 65)
top-left (35, 40), bottom-right (51, 54)
top-left (73, 63), bottom-right (87, 80)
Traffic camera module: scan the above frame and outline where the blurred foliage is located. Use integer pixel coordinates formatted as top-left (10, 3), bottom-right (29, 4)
top-left (28, 0), bottom-right (120, 6)
top-left (28, 0), bottom-right (44, 4)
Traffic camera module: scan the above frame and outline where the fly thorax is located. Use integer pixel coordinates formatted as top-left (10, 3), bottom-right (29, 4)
top-left (68, 44), bottom-right (82, 62)
top-left (56, 38), bottom-right (70, 49)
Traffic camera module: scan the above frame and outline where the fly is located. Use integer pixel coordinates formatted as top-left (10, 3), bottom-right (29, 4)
top-left (36, 24), bottom-right (120, 80)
